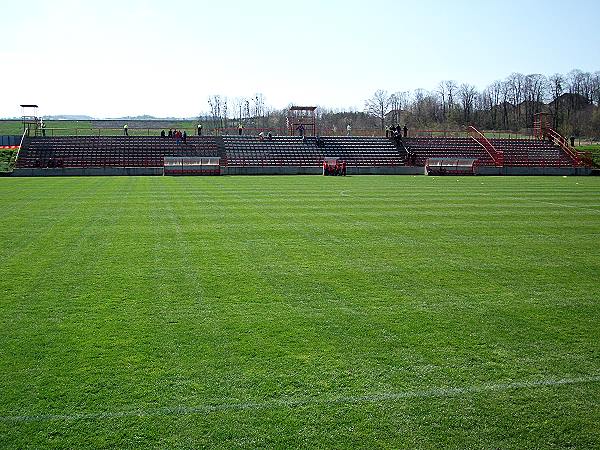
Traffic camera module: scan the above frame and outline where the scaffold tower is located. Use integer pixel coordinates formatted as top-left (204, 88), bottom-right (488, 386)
top-left (287, 106), bottom-right (317, 137)
top-left (20, 104), bottom-right (40, 136)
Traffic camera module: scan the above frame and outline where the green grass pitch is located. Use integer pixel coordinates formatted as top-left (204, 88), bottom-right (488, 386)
top-left (0, 175), bottom-right (599, 448)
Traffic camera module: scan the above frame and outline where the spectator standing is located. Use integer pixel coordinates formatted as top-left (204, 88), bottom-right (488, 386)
top-left (403, 124), bottom-right (408, 138)
top-left (124, 124), bottom-right (129, 136)
top-left (197, 123), bottom-right (203, 136)
top-left (346, 124), bottom-right (352, 136)
top-left (238, 124), bottom-right (243, 135)
top-left (183, 130), bottom-right (187, 143)
top-left (161, 130), bottom-right (165, 138)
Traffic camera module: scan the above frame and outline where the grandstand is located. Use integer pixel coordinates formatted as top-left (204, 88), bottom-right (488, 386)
top-left (2, 105), bottom-right (591, 176)
top-left (404, 137), bottom-right (495, 166)
top-left (321, 136), bottom-right (405, 166)
top-left (223, 135), bottom-right (405, 167)
top-left (222, 136), bottom-right (322, 167)
top-left (8, 124), bottom-right (593, 176)
top-left (16, 136), bottom-right (225, 171)
top-left (404, 137), bottom-right (576, 168)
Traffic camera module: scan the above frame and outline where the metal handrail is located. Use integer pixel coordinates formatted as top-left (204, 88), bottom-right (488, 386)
top-left (10, 128), bottom-right (29, 170)
top-left (468, 126), bottom-right (503, 167)
top-left (545, 128), bottom-right (593, 167)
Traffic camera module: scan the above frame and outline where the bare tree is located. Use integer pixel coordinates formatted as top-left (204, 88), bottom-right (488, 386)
top-left (207, 94), bottom-right (223, 129)
top-left (593, 71), bottom-right (600, 106)
top-left (253, 93), bottom-right (266, 129)
top-left (232, 97), bottom-right (245, 124)
top-left (244, 99), bottom-right (251, 123)
top-left (507, 73), bottom-right (525, 128)
top-left (498, 81), bottom-right (510, 129)
top-left (222, 97), bottom-right (229, 130)
top-left (566, 70), bottom-right (590, 113)
top-left (549, 73), bottom-right (564, 129)
top-left (365, 89), bottom-right (392, 131)
top-left (412, 89), bottom-right (426, 122)
top-left (389, 93), bottom-right (400, 125)
top-left (459, 83), bottom-right (478, 123)
top-left (568, 69), bottom-right (585, 97)
top-left (438, 81), bottom-right (448, 120)
top-left (523, 74), bottom-right (547, 127)
top-left (488, 81), bottom-right (503, 128)
top-left (444, 80), bottom-right (458, 111)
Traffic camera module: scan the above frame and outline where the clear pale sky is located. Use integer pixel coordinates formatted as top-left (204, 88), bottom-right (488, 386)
top-left (1, 0), bottom-right (598, 118)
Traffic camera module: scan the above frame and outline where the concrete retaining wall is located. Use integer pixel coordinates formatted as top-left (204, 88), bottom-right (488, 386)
top-left (222, 166), bottom-right (323, 175)
top-left (475, 166), bottom-right (592, 176)
top-left (12, 167), bottom-right (164, 177)
top-left (347, 166), bottom-right (424, 175)
top-left (222, 166), bottom-right (425, 176)
top-left (9, 165), bottom-right (593, 177)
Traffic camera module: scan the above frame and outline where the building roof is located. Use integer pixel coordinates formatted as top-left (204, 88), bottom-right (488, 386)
top-left (289, 106), bottom-right (317, 111)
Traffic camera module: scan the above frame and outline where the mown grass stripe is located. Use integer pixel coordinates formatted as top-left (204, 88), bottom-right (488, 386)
top-left (2, 375), bottom-right (598, 423)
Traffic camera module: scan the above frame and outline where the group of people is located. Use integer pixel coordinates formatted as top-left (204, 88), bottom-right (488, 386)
top-left (122, 124), bottom-right (203, 138)
top-left (329, 124), bottom-right (353, 136)
top-left (385, 124), bottom-right (408, 139)
top-left (323, 160), bottom-right (347, 176)
top-left (160, 129), bottom-right (187, 144)
top-left (258, 131), bottom-right (274, 141)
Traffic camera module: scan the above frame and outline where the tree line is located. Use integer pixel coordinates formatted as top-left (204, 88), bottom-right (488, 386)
top-left (204, 69), bottom-right (600, 138)
top-left (365, 69), bottom-right (599, 137)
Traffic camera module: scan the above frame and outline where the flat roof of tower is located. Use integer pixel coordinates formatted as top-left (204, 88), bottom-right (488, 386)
top-left (289, 106), bottom-right (317, 111)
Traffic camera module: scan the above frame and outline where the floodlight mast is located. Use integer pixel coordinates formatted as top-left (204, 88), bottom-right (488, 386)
top-left (288, 106), bottom-right (317, 137)
top-left (20, 104), bottom-right (40, 136)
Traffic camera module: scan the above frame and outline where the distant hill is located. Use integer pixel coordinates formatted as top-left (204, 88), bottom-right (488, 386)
top-left (548, 93), bottom-right (591, 110)
top-left (110, 115), bottom-right (161, 120)
top-left (44, 115), bottom-right (95, 120)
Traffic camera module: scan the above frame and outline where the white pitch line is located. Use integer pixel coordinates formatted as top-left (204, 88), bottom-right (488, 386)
top-left (1, 375), bottom-right (599, 423)
top-left (532, 200), bottom-right (600, 213)
top-left (504, 197), bottom-right (600, 213)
